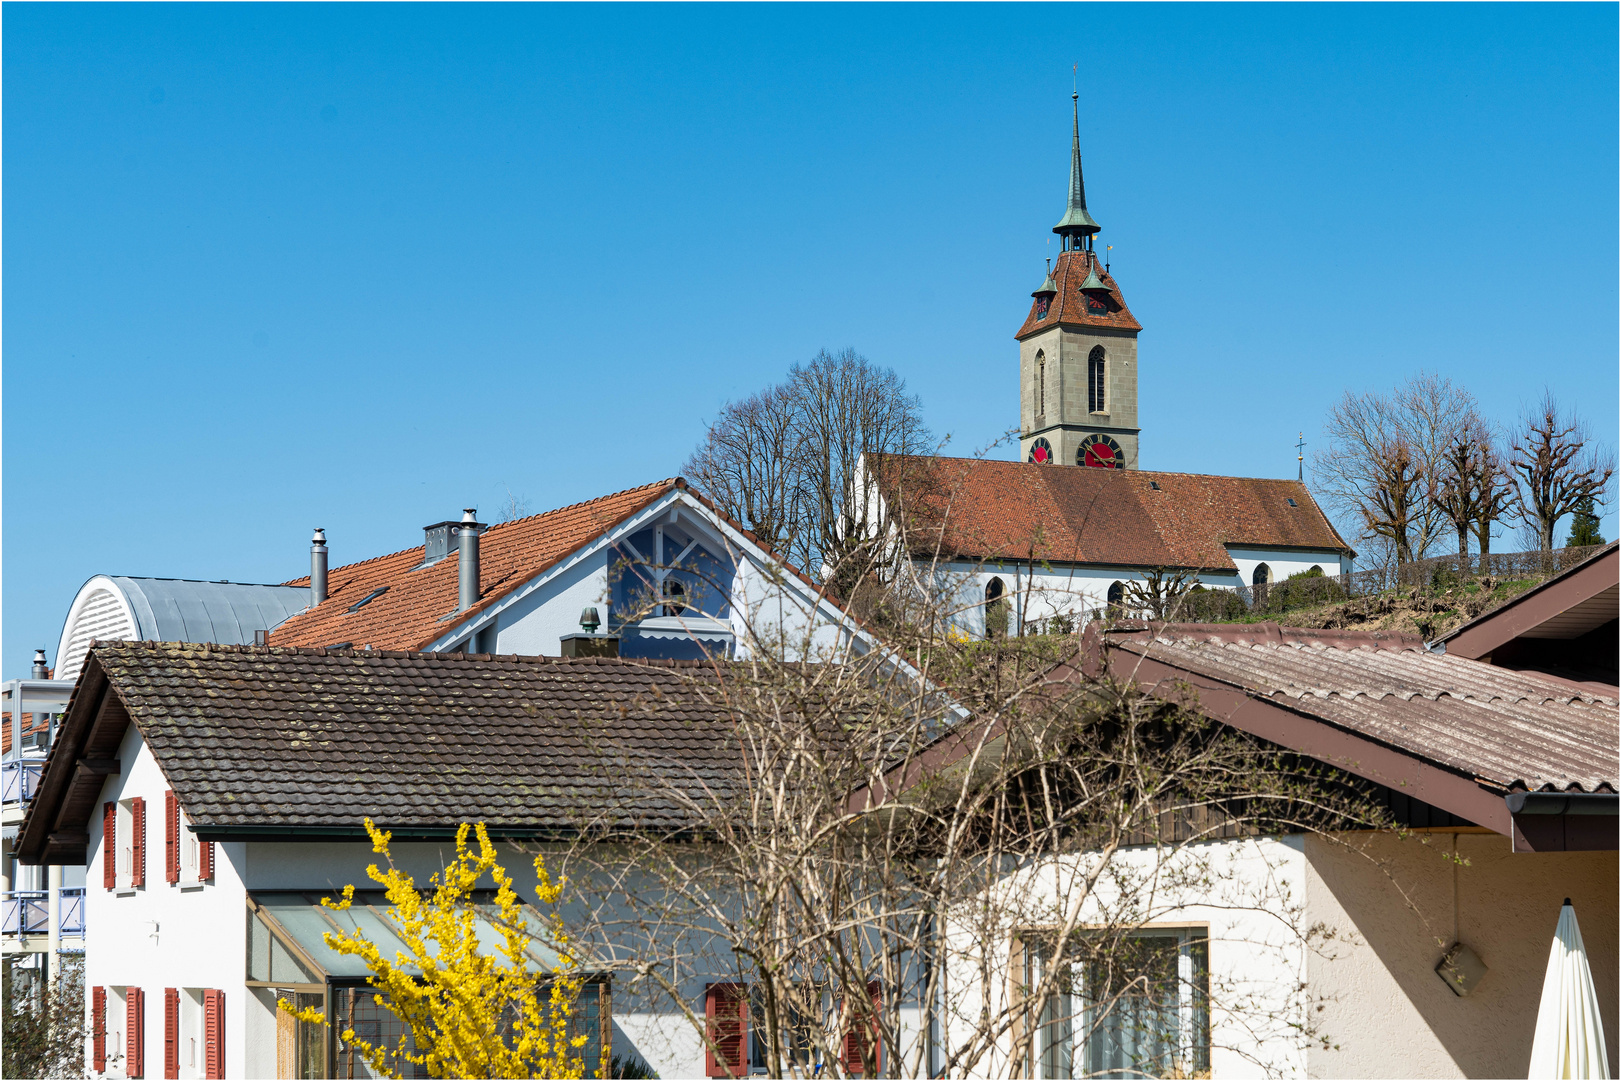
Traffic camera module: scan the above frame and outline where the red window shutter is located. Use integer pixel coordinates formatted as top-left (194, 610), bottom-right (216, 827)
top-left (131, 797), bottom-right (147, 888)
top-left (92, 986), bottom-right (107, 1072)
top-left (103, 802), bottom-right (117, 890)
top-left (164, 989), bottom-right (180, 1079)
top-left (165, 791), bottom-right (180, 884)
top-left (127, 987), bottom-right (146, 1078)
top-left (204, 989), bottom-right (225, 1080)
top-left (703, 982), bottom-right (747, 1078)
top-left (841, 981), bottom-right (882, 1077)
top-left (200, 837), bottom-right (214, 883)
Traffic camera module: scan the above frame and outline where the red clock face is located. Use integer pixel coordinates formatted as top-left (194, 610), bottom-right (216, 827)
top-left (1028, 437), bottom-right (1054, 464)
top-left (1079, 435), bottom-right (1125, 469)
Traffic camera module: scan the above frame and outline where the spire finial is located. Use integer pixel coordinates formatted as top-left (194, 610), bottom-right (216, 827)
top-left (1054, 83), bottom-right (1101, 245)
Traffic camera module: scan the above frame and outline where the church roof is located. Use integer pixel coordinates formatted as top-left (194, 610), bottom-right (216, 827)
top-left (1015, 249), bottom-right (1141, 339)
top-left (870, 455), bottom-right (1354, 571)
top-left (269, 480), bottom-right (679, 651)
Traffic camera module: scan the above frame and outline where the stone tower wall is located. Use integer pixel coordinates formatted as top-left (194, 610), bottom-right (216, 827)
top-left (1019, 325), bottom-right (1141, 469)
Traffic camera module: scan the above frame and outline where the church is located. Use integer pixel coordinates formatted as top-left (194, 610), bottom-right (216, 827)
top-left (868, 93), bottom-right (1355, 636)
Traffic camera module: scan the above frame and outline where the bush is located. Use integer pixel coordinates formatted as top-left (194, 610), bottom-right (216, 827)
top-left (1176, 586), bottom-right (1248, 622)
top-left (1260, 567), bottom-right (1346, 614)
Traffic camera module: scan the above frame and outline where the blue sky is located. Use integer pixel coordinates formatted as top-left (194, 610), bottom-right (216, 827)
top-left (5, 3), bottom-right (1616, 677)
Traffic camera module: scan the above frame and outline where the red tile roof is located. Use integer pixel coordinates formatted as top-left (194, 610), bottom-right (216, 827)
top-left (874, 455), bottom-right (1353, 570)
top-left (1015, 249), bottom-right (1141, 339)
top-left (270, 480), bottom-right (679, 651)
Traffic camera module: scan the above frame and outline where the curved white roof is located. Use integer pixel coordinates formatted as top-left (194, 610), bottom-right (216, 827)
top-left (54, 576), bottom-right (310, 683)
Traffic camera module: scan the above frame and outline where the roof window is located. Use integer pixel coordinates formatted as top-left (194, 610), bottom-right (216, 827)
top-left (1149, 481), bottom-right (1161, 491)
top-left (348, 587), bottom-right (389, 612)
top-left (1286, 498), bottom-right (1298, 507)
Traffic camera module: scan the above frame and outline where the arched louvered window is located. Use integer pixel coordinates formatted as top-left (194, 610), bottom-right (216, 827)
top-left (1036, 351), bottom-right (1046, 416)
top-left (1088, 346), bottom-right (1106, 413)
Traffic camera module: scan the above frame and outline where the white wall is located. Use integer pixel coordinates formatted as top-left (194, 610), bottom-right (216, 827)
top-left (84, 724), bottom-right (250, 1080)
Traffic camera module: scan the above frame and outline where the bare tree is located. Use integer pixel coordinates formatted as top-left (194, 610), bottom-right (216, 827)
top-left (1509, 392), bottom-right (1616, 551)
top-left (1315, 374), bottom-right (1480, 564)
top-left (543, 507), bottom-right (1422, 1080)
top-left (683, 382), bottom-right (806, 555)
top-left (1433, 421), bottom-right (1508, 571)
top-left (1123, 566), bottom-right (1199, 620)
top-left (683, 349), bottom-right (932, 594)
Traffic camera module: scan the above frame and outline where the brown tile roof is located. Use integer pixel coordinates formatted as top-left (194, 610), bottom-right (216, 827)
top-left (1015, 249), bottom-right (1141, 339)
top-left (270, 480), bottom-right (679, 651)
top-left (26, 642), bottom-right (749, 843)
top-left (875, 455), bottom-right (1352, 570)
top-left (1098, 622), bottom-right (1619, 795)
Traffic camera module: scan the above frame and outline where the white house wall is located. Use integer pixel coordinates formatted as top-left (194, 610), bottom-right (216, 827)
top-left (1223, 547), bottom-right (1353, 589)
top-left (85, 724), bottom-right (251, 1080)
top-left (485, 550), bottom-right (613, 657)
top-left (940, 835), bottom-right (1312, 1079)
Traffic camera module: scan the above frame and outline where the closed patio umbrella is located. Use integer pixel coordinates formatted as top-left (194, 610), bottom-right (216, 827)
top-left (1528, 899), bottom-right (1611, 1080)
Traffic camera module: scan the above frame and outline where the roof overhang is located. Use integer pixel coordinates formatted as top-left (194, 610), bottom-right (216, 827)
top-left (1074, 624), bottom-right (1616, 854)
top-left (1439, 543), bottom-right (1618, 659)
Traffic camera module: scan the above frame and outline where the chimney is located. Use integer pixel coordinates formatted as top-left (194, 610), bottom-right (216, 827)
top-left (457, 509), bottom-right (482, 612)
top-left (32, 650), bottom-right (49, 680)
top-left (311, 528), bottom-right (329, 606)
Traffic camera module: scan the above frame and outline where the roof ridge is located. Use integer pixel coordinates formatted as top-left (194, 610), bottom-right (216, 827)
top-left (93, 638), bottom-right (767, 672)
top-left (483, 479), bottom-right (679, 534)
top-left (888, 452), bottom-right (1319, 486)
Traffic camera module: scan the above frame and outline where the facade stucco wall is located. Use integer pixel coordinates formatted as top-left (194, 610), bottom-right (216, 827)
top-left (1304, 831), bottom-right (1618, 1079)
top-left (84, 724), bottom-right (251, 1080)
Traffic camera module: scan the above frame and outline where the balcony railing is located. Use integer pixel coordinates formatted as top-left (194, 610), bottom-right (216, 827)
top-left (1, 759), bottom-right (43, 805)
top-left (1, 888), bottom-right (86, 936)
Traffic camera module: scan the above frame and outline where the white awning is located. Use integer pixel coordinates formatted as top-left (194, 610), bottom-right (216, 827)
top-left (632, 614), bottom-right (735, 641)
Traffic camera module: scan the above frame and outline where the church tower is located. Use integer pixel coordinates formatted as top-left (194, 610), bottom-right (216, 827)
top-left (1016, 93), bottom-right (1142, 470)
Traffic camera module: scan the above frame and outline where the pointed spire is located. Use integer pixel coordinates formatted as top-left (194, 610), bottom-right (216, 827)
top-left (1032, 257), bottom-right (1058, 297)
top-left (1054, 91), bottom-right (1101, 238)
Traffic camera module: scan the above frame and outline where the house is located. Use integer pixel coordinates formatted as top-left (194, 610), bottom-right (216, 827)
top-left (14, 641), bottom-right (926, 1080)
top-left (1043, 543), bottom-right (1619, 1076)
top-left (867, 454), bottom-right (1354, 638)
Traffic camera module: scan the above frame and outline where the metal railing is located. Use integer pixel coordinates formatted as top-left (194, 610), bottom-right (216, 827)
top-left (0, 888), bottom-right (86, 936)
top-left (1, 759), bottom-right (44, 804)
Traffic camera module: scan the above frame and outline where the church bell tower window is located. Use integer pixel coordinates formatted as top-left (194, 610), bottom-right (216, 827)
top-left (1087, 346), bottom-right (1106, 413)
top-left (1036, 351), bottom-right (1046, 416)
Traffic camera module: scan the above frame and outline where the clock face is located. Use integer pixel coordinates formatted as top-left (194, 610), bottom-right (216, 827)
top-left (1078, 434), bottom-right (1125, 469)
top-left (1085, 293), bottom-right (1109, 315)
top-left (1028, 437), bottom-right (1054, 464)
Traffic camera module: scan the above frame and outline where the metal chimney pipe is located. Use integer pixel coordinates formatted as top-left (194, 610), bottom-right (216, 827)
top-left (457, 509), bottom-right (481, 612)
top-left (32, 650), bottom-right (49, 680)
top-left (311, 528), bottom-right (329, 606)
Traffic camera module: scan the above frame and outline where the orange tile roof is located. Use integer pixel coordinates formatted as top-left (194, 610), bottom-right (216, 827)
top-left (270, 480), bottom-right (679, 651)
top-left (874, 455), bottom-right (1353, 571)
top-left (1015, 249), bottom-right (1141, 339)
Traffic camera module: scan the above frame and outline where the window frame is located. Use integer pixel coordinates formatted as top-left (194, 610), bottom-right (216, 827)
top-left (1087, 346), bottom-right (1107, 414)
top-left (1024, 925), bottom-right (1211, 1080)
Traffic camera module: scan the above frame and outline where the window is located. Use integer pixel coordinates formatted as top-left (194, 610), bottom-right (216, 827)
top-left (110, 797), bottom-right (145, 892)
top-left (273, 991), bottom-right (326, 1080)
top-left (985, 577), bottom-right (1009, 638)
top-left (1088, 346), bottom-right (1107, 413)
top-left (1252, 563), bottom-right (1271, 587)
top-left (661, 579), bottom-right (687, 617)
top-left (167, 791), bottom-right (214, 886)
top-left (1027, 930), bottom-right (1210, 1079)
top-left (749, 983), bottom-right (826, 1073)
top-left (1036, 351), bottom-right (1047, 415)
top-left (347, 587), bottom-right (389, 612)
top-left (1106, 581), bottom-right (1126, 614)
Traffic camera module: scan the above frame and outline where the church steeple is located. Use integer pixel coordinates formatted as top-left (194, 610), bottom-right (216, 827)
top-left (1053, 91), bottom-right (1100, 250)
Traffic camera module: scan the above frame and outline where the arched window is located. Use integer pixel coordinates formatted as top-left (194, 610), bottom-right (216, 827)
top-left (661, 578), bottom-right (687, 617)
top-left (1309, 565), bottom-right (1324, 576)
top-left (1035, 351), bottom-right (1046, 416)
top-left (1106, 580), bottom-right (1125, 614)
top-left (1252, 564), bottom-right (1271, 587)
top-left (985, 577), bottom-right (1009, 638)
top-left (1088, 346), bottom-right (1106, 413)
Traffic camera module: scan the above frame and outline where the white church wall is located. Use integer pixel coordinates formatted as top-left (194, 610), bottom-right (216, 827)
top-left (1224, 546), bottom-right (1347, 589)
